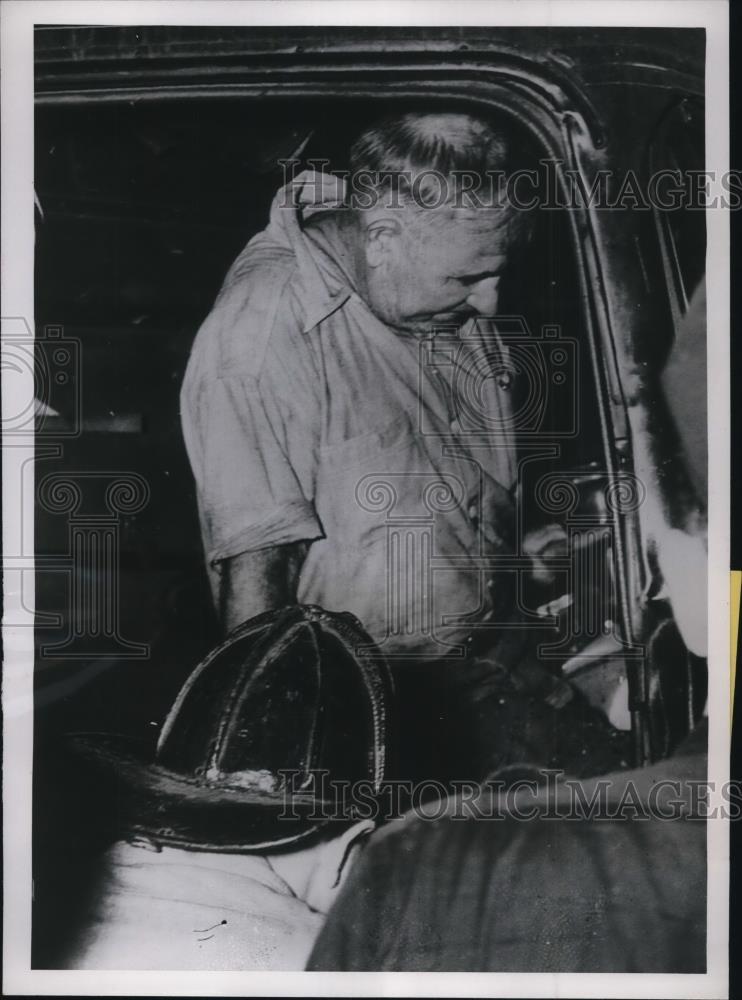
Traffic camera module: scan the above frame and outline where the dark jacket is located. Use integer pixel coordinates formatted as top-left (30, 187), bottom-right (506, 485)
top-left (308, 730), bottom-right (707, 972)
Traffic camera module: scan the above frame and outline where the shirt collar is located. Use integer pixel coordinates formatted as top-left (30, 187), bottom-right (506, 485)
top-left (266, 171), bottom-right (353, 333)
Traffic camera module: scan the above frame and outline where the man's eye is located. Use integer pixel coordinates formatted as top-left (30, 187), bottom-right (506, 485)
top-left (456, 273), bottom-right (503, 287)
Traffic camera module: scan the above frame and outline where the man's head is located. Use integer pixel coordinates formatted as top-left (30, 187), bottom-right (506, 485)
top-left (345, 111), bottom-right (530, 336)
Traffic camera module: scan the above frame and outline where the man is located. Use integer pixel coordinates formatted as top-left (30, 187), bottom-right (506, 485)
top-left (59, 605), bottom-right (393, 971)
top-left (181, 112), bottom-right (525, 643)
top-left (180, 112), bottom-right (620, 784)
top-left (307, 723), bottom-right (707, 973)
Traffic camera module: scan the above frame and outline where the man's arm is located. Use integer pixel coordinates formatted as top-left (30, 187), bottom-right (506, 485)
top-left (218, 541), bottom-right (309, 635)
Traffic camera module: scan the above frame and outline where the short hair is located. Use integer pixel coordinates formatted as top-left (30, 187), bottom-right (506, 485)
top-left (350, 111), bottom-right (512, 183)
top-left (347, 111), bottom-right (532, 243)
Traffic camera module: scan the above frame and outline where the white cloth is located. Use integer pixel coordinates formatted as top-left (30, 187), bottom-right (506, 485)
top-left (65, 840), bottom-right (325, 970)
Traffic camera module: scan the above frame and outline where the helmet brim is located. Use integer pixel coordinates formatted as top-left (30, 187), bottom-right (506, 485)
top-left (68, 731), bottom-right (334, 852)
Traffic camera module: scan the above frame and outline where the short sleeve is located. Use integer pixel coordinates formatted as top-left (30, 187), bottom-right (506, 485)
top-left (180, 259), bottom-right (324, 574)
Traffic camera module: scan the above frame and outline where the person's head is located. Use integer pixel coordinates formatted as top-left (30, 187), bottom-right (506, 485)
top-left (345, 111), bottom-right (531, 336)
top-left (69, 605), bottom-right (395, 860)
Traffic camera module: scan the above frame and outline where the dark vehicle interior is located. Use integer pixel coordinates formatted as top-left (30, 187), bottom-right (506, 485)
top-left (34, 96), bottom-right (610, 731)
top-left (32, 78), bottom-right (707, 964)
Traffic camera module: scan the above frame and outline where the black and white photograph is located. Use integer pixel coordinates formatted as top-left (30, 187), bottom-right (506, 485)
top-left (1, 1), bottom-right (732, 996)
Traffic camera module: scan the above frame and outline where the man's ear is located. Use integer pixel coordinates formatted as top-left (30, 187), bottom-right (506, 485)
top-left (303, 819), bottom-right (376, 914)
top-left (330, 819), bottom-right (376, 889)
top-left (364, 216), bottom-right (401, 268)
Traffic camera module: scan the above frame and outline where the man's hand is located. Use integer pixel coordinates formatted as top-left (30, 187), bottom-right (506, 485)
top-left (218, 542), bottom-right (308, 635)
top-left (522, 523), bottom-right (570, 585)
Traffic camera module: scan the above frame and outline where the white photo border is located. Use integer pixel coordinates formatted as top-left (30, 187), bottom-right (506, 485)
top-left (2, 1), bottom-right (730, 997)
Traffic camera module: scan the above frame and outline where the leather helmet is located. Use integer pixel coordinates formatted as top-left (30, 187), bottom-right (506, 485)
top-left (70, 604), bottom-right (395, 852)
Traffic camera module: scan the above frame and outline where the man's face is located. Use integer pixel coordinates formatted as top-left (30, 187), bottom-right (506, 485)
top-left (361, 204), bottom-right (512, 336)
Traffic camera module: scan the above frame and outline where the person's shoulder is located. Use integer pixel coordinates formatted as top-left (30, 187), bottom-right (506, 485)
top-left (364, 800), bottom-right (470, 865)
top-left (188, 238), bottom-right (306, 382)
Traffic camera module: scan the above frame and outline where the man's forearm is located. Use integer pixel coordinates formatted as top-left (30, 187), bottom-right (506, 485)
top-left (218, 542), bottom-right (308, 635)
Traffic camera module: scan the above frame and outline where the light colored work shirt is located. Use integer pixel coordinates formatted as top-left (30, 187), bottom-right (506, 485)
top-left (181, 173), bottom-right (517, 658)
top-left (64, 840), bottom-right (324, 971)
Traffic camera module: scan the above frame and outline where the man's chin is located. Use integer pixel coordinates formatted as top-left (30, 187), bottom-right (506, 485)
top-left (397, 313), bottom-right (473, 336)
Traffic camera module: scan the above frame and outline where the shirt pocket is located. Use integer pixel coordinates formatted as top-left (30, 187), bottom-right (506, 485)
top-left (318, 410), bottom-right (418, 475)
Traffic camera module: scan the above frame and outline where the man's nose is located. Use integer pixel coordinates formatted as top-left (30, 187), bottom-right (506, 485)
top-left (466, 277), bottom-right (501, 316)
